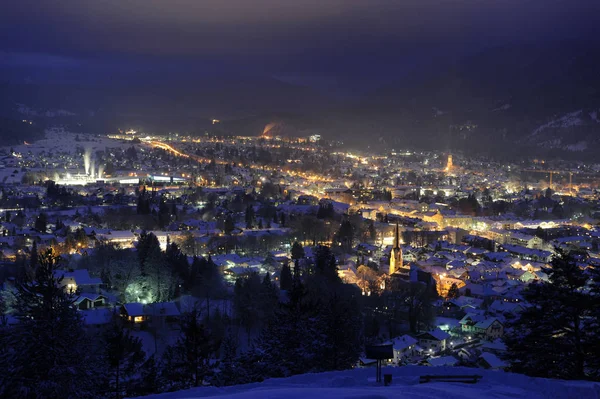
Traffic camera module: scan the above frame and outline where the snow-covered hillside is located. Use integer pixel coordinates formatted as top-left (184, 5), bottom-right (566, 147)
top-left (520, 108), bottom-right (600, 152)
top-left (137, 366), bottom-right (600, 399)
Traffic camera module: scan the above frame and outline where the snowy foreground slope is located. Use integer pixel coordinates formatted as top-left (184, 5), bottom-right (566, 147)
top-left (138, 366), bottom-right (600, 399)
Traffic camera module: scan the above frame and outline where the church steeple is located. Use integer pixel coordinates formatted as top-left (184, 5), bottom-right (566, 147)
top-left (390, 222), bottom-right (403, 275)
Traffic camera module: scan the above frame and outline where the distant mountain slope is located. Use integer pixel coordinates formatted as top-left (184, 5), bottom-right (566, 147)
top-left (0, 117), bottom-right (45, 145)
top-left (139, 366), bottom-right (600, 399)
top-left (328, 42), bottom-right (600, 157)
top-left (1, 41), bottom-right (599, 158)
top-left (0, 77), bottom-right (338, 135)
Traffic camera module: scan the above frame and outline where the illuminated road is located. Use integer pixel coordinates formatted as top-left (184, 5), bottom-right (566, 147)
top-left (148, 139), bottom-right (334, 195)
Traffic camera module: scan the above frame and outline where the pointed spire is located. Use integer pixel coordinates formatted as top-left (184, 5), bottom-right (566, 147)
top-left (394, 221), bottom-right (400, 249)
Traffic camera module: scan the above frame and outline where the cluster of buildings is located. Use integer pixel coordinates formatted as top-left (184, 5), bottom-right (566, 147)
top-left (1, 130), bottom-right (600, 370)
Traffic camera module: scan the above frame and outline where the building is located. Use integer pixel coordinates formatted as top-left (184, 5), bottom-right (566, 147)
top-left (55, 269), bottom-right (103, 294)
top-left (391, 334), bottom-right (419, 364)
top-left (389, 222), bottom-right (403, 275)
top-left (417, 329), bottom-right (451, 354)
top-left (446, 154), bottom-right (453, 173)
top-left (460, 313), bottom-right (504, 340)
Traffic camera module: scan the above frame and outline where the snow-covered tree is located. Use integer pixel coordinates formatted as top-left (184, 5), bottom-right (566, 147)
top-left (0, 249), bottom-right (101, 398)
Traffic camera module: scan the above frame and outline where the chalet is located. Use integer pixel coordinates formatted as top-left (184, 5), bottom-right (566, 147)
top-left (55, 269), bottom-right (102, 293)
top-left (460, 313), bottom-right (504, 340)
top-left (488, 300), bottom-right (524, 316)
top-left (145, 301), bottom-right (181, 328)
top-left (74, 293), bottom-right (108, 310)
top-left (391, 334), bottom-right (419, 364)
top-left (478, 352), bottom-right (507, 370)
top-left (120, 301), bottom-right (181, 327)
top-left (121, 303), bottom-right (146, 324)
top-left (417, 329), bottom-right (450, 354)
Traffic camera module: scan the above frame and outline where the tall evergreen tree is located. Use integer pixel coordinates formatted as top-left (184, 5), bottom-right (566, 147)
top-left (223, 214), bottom-right (235, 235)
top-left (291, 241), bottom-right (305, 261)
top-left (504, 248), bottom-right (596, 380)
top-left (245, 205), bottom-right (255, 229)
top-left (280, 261), bottom-right (293, 291)
top-left (161, 309), bottom-right (217, 389)
top-left (103, 314), bottom-right (145, 399)
top-left (30, 240), bottom-right (38, 270)
top-left (314, 245), bottom-right (341, 284)
top-left (0, 249), bottom-right (100, 398)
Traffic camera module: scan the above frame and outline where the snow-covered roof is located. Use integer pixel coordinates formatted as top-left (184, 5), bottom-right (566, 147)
top-left (392, 335), bottom-right (418, 351)
top-left (480, 352), bottom-right (507, 369)
top-left (55, 269), bottom-right (102, 286)
top-left (427, 355), bottom-right (459, 367)
top-left (146, 302), bottom-right (180, 317)
top-left (123, 303), bottom-right (145, 317)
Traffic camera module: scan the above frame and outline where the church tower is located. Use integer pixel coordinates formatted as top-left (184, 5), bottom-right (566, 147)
top-left (446, 154), bottom-right (453, 172)
top-left (389, 222), bottom-right (403, 275)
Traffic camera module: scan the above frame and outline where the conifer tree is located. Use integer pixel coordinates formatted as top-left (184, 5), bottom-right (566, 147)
top-left (0, 249), bottom-right (100, 398)
top-left (103, 314), bottom-right (145, 398)
top-left (504, 248), bottom-right (596, 380)
top-left (291, 241), bottom-right (305, 261)
top-left (280, 261), bottom-right (293, 291)
top-left (161, 308), bottom-right (217, 389)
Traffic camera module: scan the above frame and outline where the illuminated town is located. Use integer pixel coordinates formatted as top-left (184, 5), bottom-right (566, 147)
top-left (2, 1), bottom-right (600, 395)
top-left (1, 126), bottom-right (600, 383)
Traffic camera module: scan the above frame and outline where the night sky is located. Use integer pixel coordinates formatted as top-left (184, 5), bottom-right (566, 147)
top-left (1, 0), bottom-right (599, 93)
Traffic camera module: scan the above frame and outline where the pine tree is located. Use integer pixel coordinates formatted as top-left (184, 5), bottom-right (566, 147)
top-left (318, 290), bottom-right (363, 370)
top-left (30, 240), bottom-right (38, 270)
top-left (214, 331), bottom-right (240, 386)
top-left (314, 245), bottom-right (341, 284)
top-left (245, 205), bottom-right (255, 229)
top-left (34, 212), bottom-right (47, 232)
top-left (280, 261), bottom-right (293, 291)
top-left (291, 241), bottom-right (305, 261)
top-left (161, 309), bottom-right (217, 389)
top-left (131, 355), bottom-right (163, 396)
top-left (223, 214), bottom-right (235, 235)
top-left (259, 273), bottom-right (279, 322)
top-left (0, 249), bottom-right (100, 398)
top-left (280, 212), bottom-right (286, 227)
top-left (336, 220), bottom-right (354, 252)
top-left (103, 313), bottom-right (145, 398)
top-left (504, 248), bottom-right (596, 380)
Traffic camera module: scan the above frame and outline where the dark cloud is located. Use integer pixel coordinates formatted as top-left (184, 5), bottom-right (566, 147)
top-left (2, 0), bottom-right (599, 89)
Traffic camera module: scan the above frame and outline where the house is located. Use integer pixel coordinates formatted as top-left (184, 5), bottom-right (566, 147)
top-left (120, 301), bottom-right (181, 327)
top-left (95, 230), bottom-right (136, 248)
top-left (474, 318), bottom-right (504, 340)
top-left (74, 293), bottom-right (108, 310)
top-left (121, 303), bottom-right (146, 323)
top-left (417, 329), bottom-right (451, 354)
top-left (460, 313), bottom-right (504, 340)
top-left (488, 300), bottom-right (524, 317)
top-left (55, 269), bottom-right (103, 293)
top-left (427, 355), bottom-right (459, 367)
top-left (391, 334), bottom-right (419, 364)
top-left (478, 352), bottom-right (507, 370)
